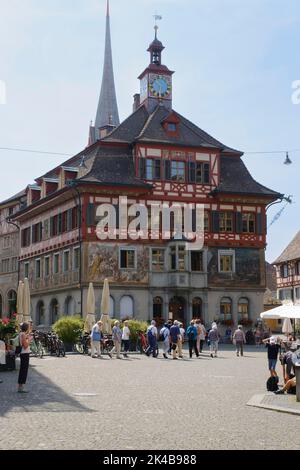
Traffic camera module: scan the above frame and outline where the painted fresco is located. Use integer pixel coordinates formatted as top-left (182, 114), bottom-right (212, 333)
top-left (208, 247), bottom-right (261, 287)
top-left (88, 243), bottom-right (149, 284)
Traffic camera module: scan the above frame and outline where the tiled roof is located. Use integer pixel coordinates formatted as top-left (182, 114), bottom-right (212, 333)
top-left (274, 231), bottom-right (300, 264)
top-left (0, 188), bottom-right (26, 207)
top-left (212, 156), bottom-right (282, 197)
top-left (79, 146), bottom-right (151, 189)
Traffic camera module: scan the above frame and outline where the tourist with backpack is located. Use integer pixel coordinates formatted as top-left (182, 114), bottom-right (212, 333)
top-left (170, 320), bottom-right (181, 360)
top-left (160, 323), bottom-right (170, 359)
top-left (263, 336), bottom-right (281, 378)
top-left (146, 320), bottom-right (158, 358)
top-left (186, 320), bottom-right (199, 359)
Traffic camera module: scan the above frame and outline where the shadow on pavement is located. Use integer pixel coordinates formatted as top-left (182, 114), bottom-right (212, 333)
top-left (0, 359), bottom-right (94, 417)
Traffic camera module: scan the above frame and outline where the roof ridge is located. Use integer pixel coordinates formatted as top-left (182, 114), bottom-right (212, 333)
top-left (175, 111), bottom-right (225, 149)
top-left (136, 105), bottom-right (162, 140)
top-left (103, 104), bottom-right (148, 142)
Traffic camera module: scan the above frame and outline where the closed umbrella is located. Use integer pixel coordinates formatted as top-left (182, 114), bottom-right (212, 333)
top-left (23, 278), bottom-right (32, 323)
top-left (84, 283), bottom-right (96, 333)
top-left (100, 279), bottom-right (112, 335)
top-left (282, 318), bottom-right (293, 336)
top-left (16, 281), bottom-right (24, 327)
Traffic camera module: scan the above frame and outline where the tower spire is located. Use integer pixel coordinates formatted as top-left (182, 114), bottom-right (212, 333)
top-left (93, 0), bottom-right (119, 140)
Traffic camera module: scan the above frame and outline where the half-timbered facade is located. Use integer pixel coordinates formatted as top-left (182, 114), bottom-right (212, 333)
top-left (2, 7), bottom-right (282, 329)
top-left (274, 231), bottom-right (300, 304)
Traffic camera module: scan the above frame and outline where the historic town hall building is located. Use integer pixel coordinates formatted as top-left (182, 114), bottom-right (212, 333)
top-left (1, 2), bottom-right (282, 328)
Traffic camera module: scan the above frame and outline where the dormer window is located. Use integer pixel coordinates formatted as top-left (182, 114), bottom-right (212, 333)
top-left (167, 123), bottom-right (177, 132)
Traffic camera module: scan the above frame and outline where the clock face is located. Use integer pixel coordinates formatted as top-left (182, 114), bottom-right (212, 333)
top-left (140, 76), bottom-right (148, 102)
top-left (149, 75), bottom-right (171, 99)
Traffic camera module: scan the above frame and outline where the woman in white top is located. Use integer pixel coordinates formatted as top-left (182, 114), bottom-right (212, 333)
top-left (18, 322), bottom-right (31, 393)
top-left (122, 321), bottom-right (131, 358)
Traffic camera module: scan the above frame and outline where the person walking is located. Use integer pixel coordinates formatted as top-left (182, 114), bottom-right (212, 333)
top-left (178, 323), bottom-right (185, 358)
top-left (122, 320), bottom-right (131, 358)
top-left (186, 320), bottom-right (199, 359)
top-left (208, 324), bottom-right (219, 358)
top-left (199, 320), bottom-right (206, 353)
top-left (111, 321), bottom-right (122, 359)
top-left (146, 320), bottom-right (158, 358)
top-left (170, 320), bottom-right (180, 360)
top-left (160, 323), bottom-right (170, 359)
top-left (17, 322), bottom-right (31, 393)
top-left (232, 325), bottom-right (246, 357)
top-left (195, 320), bottom-right (202, 356)
top-left (90, 321), bottom-right (103, 358)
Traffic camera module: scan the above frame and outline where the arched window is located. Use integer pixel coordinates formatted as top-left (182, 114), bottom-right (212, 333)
top-left (109, 296), bottom-right (115, 317)
top-left (120, 296), bottom-right (134, 320)
top-left (220, 297), bottom-right (232, 321)
top-left (153, 296), bottom-right (163, 318)
top-left (192, 297), bottom-right (202, 318)
top-left (0, 293), bottom-right (2, 318)
top-left (64, 296), bottom-right (75, 316)
top-left (238, 297), bottom-right (249, 321)
top-left (7, 290), bottom-right (17, 318)
top-left (36, 300), bottom-right (45, 326)
top-left (50, 299), bottom-right (59, 325)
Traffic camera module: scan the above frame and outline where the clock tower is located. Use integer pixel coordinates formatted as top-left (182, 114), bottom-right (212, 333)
top-left (138, 27), bottom-right (174, 113)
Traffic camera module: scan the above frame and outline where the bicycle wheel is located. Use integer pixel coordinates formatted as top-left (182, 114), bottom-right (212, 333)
top-left (37, 343), bottom-right (44, 359)
top-left (73, 343), bottom-right (83, 354)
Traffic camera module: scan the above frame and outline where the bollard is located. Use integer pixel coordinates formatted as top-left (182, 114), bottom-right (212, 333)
top-left (295, 364), bottom-right (300, 403)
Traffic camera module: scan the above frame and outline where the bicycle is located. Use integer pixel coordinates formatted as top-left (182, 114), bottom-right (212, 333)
top-left (73, 333), bottom-right (91, 355)
top-left (30, 332), bottom-right (44, 358)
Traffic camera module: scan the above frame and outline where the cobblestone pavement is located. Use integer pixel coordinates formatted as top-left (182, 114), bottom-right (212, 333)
top-left (0, 345), bottom-right (299, 450)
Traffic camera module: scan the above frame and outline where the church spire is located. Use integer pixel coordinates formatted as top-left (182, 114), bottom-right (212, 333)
top-left (92, 0), bottom-right (119, 142)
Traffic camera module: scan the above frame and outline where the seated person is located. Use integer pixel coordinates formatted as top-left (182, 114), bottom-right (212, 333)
top-left (274, 376), bottom-right (296, 395)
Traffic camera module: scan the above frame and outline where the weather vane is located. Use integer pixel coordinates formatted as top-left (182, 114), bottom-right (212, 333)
top-left (153, 13), bottom-right (162, 38)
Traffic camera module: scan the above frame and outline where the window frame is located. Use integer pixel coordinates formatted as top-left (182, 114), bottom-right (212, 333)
top-left (35, 258), bottom-right (41, 279)
top-left (218, 250), bottom-right (235, 273)
top-left (151, 248), bottom-right (165, 272)
top-left (63, 250), bottom-right (70, 273)
top-left (119, 248), bottom-right (137, 270)
top-left (53, 253), bottom-right (60, 275)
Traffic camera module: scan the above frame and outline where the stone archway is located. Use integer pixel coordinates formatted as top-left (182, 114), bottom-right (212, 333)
top-left (169, 296), bottom-right (186, 324)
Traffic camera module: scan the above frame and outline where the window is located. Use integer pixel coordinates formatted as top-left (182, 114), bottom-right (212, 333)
top-left (295, 287), bottom-right (300, 299)
top-left (1, 259), bottom-right (10, 273)
top-left (24, 262), bottom-right (29, 279)
top-left (11, 257), bottom-right (18, 272)
top-left (238, 298), bottom-right (249, 321)
top-left (296, 261), bottom-right (300, 276)
top-left (167, 123), bottom-right (177, 132)
top-left (151, 249), bottom-right (165, 272)
top-left (120, 249), bottom-right (136, 269)
top-left (219, 212), bottom-right (233, 232)
top-left (220, 297), bottom-right (232, 321)
top-left (45, 257), bottom-right (50, 277)
top-left (73, 247), bottom-right (80, 270)
top-left (63, 251), bottom-right (70, 272)
top-left (279, 289), bottom-right (293, 301)
top-left (146, 159), bottom-right (161, 180)
top-left (189, 162), bottom-right (210, 184)
top-left (36, 301), bottom-right (45, 326)
top-left (3, 236), bottom-right (11, 249)
top-left (21, 228), bottom-right (31, 247)
top-left (171, 161), bottom-right (185, 182)
top-left (7, 290), bottom-right (17, 317)
top-left (35, 259), bottom-right (41, 279)
top-left (32, 222), bottom-right (43, 244)
top-left (53, 253), bottom-right (60, 274)
top-left (242, 213), bottom-right (255, 233)
top-left (191, 251), bottom-right (203, 272)
top-left (281, 264), bottom-right (289, 278)
top-left (219, 250), bottom-right (235, 273)
top-left (170, 245), bottom-right (186, 271)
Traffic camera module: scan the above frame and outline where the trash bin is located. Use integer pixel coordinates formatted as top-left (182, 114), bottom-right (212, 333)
top-left (295, 363), bottom-right (300, 403)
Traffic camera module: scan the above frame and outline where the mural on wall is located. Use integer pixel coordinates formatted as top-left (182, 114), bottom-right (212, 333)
top-left (88, 243), bottom-right (149, 284)
top-left (208, 248), bottom-right (261, 287)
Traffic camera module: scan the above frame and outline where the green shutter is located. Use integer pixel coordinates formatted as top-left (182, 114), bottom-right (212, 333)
top-left (164, 160), bottom-right (171, 180)
top-left (188, 162), bottom-right (196, 183)
top-left (236, 213), bottom-right (243, 234)
top-left (86, 203), bottom-right (95, 226)
top-left (257, 213), bottom-right (263, 235)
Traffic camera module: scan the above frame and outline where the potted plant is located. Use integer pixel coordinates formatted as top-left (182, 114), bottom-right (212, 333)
top-left (53, 315), bottom-right (84, 352)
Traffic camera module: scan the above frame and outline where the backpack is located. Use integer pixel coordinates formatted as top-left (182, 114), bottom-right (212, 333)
top-left (187, 328), bottom-right (194, 340)
top-left (266, 376), bottom-right (279, 392)
top-left (159, 328), bottom-right (167, 342)
top-left (12, 335), bottom-right (22, 355)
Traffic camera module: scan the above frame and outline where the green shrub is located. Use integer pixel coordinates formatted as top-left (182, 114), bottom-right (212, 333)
top-left (53, 315), bottom-right (84, 345)
top-left (108, 318), bottom-right (148, 345)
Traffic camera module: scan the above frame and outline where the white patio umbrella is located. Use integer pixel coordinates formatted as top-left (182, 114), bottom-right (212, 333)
top-left (282, 318), bottom-right (293, 336)
top-left (100, 279), bottom-right (112, 335)
top-left (84, 283), bottom-right (96, 333)
top-left (23, 278), bottom-right (32, 323)
top-left (16, 281), bottom-right (24, 326)
top-left (260, 304), bottom-right (300, 320)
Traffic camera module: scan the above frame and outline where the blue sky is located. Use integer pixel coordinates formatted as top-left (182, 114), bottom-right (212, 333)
top-left (0, 0), bottom-right (299, 262)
